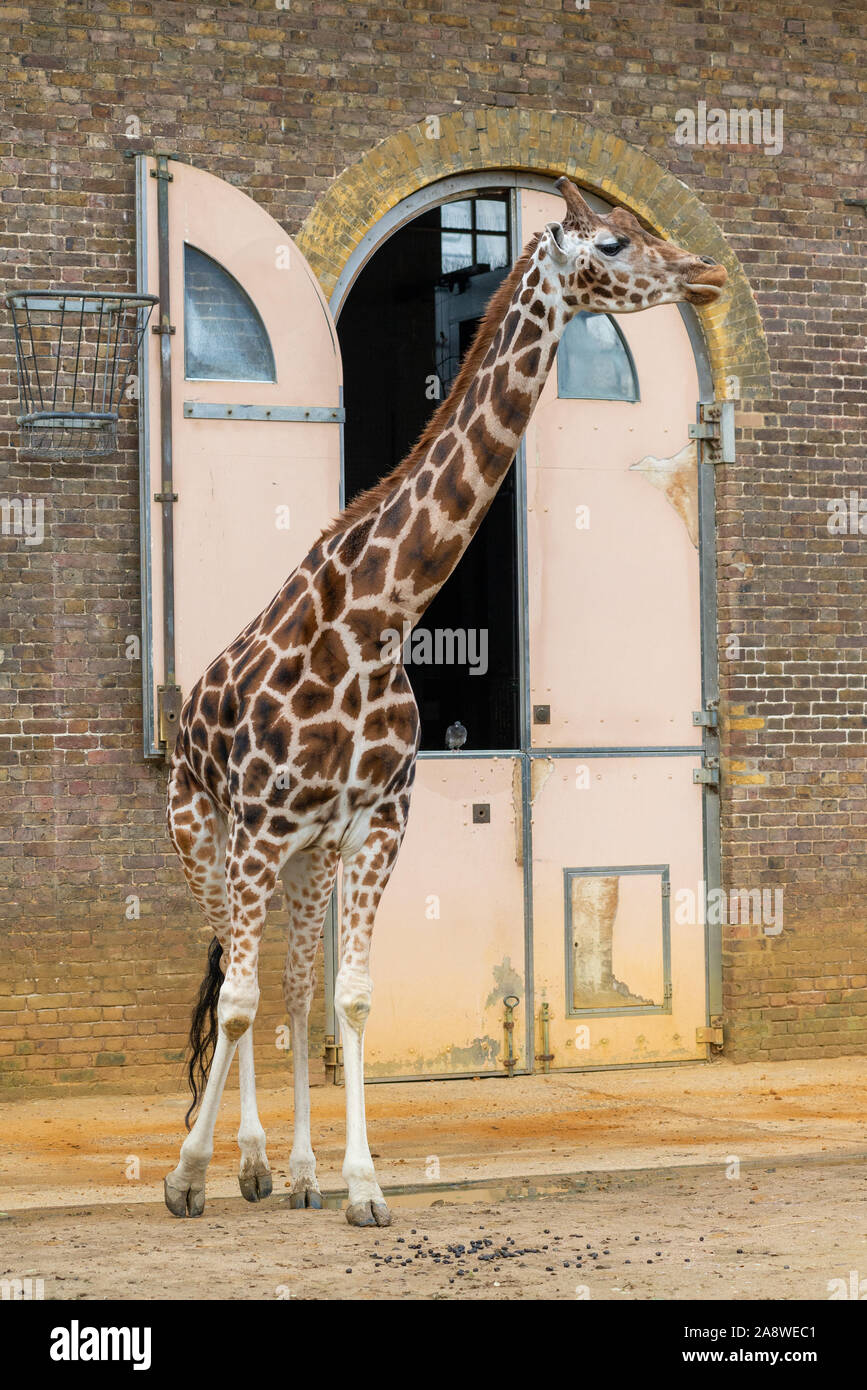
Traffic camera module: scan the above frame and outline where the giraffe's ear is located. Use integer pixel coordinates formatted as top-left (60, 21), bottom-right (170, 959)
top-left (545, 222), bottom-right (569, 264)
top-left (555, 176), bottom-right (596, 234)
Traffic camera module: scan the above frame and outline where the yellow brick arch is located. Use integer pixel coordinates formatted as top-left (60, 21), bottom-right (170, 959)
top-left (296, 108), bottom-right (770, 403)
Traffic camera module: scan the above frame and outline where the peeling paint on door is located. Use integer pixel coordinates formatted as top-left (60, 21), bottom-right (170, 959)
top-left (485, 955), bottom-right (524, 1009)
top-left (365, 1036), bottom-right (501, 1079)
top-left (629, 439), bottom-right (699, 548)
top-left (570, 874), bottom-right (654, 1010)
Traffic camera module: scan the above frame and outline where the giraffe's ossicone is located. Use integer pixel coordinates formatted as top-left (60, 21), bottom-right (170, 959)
top-left (163, 177), bottom-right (727, 1226)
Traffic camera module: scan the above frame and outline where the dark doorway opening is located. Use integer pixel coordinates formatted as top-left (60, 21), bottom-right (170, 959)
top-left (338, 197), bottom-right (520, 752)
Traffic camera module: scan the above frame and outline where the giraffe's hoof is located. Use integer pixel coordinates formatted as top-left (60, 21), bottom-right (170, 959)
top-left (346, 1199), bottom-right (392, 1228)
top-left (164, 1176), bottom-right (205, 1218)
top-left (238, 1169), bottom-right (273, 1203)
top-left (288, 1180), bottom-right (323, 1210)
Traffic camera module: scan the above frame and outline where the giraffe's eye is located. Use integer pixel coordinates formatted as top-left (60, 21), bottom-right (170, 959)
top-left (598, 238), bottom-right (626, 257)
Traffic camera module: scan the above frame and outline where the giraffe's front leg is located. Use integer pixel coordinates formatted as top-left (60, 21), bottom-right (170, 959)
top-left (337, 819), bottom-right (406, 1228)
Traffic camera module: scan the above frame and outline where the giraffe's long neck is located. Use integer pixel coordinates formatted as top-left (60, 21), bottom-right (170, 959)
top-left (341, 238), bottom-right (570, 636)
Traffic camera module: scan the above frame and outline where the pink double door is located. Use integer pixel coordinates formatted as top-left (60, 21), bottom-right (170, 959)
top-left (137, 165), bottom-right (713, 1080)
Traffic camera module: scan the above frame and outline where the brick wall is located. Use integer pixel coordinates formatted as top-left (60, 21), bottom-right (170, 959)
top-left (1, 0), bottom-right (865, 1089)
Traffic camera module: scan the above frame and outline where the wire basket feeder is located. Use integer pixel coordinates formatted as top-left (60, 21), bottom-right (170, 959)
top-left (6, 289), bottom-right (158, 458)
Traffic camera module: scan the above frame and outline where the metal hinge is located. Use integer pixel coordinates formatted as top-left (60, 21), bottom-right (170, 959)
top-left (689, 399), bottom-right (735, 465)
top-left (697, 1018), bottom-right (724, 1047)
top-left (157, 683), bottom-right (183, 752)
top-left (693, 756), bottom-right (720, 787)
top-left (324, 1034), bottom-right (343, 1086)
top-left (664, 981), bottom-right (673, 1006)
top-left (692, 700), bottom-right (719, 729)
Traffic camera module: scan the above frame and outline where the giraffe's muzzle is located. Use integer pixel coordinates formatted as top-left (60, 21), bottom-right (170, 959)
top-left (682, 261), bottom-right (728, 306)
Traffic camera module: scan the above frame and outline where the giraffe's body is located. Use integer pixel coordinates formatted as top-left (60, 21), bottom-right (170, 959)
top-left (164, 178), bottom-right (726, 1225)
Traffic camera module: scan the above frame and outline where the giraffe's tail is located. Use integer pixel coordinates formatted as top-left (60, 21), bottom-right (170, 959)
top-left (185, 935), bottom-right (223, 1130)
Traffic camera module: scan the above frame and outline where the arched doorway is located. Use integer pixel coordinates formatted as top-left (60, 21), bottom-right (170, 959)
top-left (338, 184), bottom-right (521, 753)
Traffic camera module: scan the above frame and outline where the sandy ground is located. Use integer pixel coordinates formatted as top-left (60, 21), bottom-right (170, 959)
top-left (1, 1056), bottom-right (865, 1299)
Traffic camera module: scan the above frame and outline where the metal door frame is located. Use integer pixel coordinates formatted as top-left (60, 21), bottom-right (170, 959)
top-left (329, 170), bottom-right (724, 1076)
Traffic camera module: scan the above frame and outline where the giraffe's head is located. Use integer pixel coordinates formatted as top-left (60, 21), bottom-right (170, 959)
top-left (543, 176), bottom-right (727, 313)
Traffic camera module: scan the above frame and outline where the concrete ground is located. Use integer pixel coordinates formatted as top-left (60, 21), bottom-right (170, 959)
top-left (1, 1055), bottom-right (865, 1299)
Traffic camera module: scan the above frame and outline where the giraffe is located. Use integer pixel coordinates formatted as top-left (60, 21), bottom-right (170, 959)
top-left (163, 177), bottom-right (727, 1227)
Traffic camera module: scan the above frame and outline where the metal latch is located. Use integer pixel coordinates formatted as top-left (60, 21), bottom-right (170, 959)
top-left (533, 704), bottom-right (550, 724)
top-left (502, 996), bottom-right (520, 1077)
top-left (697, 1018), bottom-right (724, 1047)
top-left (535, 1001), bottom-right (554, 1072)
top-left (472, 803), bottom-right (490, 824)
top-left (689, 399), bottom-right (735, 465)
top-left (324, 1034), bottom-right (343, 1086)
top-left (157, 683), bottom-right (183, 753)
top-left (693, 756), bottom-right (720, 787)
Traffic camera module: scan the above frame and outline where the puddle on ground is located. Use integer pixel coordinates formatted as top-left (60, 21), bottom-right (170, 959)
top-left (273, 1150), bottom-right (853, 1213)
top-left (277, 1173), bottom-right (595, 1212)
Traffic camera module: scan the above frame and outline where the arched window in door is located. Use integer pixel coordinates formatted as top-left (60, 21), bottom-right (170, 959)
top-left (557, 311), bottom-right (639, 402)
top-left (183, 243), bottom-right (276, 382)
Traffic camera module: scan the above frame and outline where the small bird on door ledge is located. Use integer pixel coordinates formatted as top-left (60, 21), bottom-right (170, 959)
top-left (445, 720), bottom-right (468, 750)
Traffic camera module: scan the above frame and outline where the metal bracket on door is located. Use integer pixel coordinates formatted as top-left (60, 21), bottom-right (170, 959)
top-left (692, 701), bottom-right (719, 729)
top-left (693, 757), bottom-right (720, 788)
top-left (157, 683), bottom-right (183, 749)
top-left (689, 400), bottom-right (736, 465)
top-left (148, 162), bottom-right (175, 183)
top-left (182, 402), bottom-right (345, 423)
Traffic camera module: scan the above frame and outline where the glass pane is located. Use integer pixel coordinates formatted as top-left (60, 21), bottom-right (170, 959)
top-left (557, 312), bottom-right (638, 402)
top-left (183, 244), bottom-right (276, 382)
top-left (440, 199), bottom-right (472, 229)
top-left (477, 232), bottom-right (509, 271)
top-left (476, 198), bottom-right (507, 232)
top-left (441, 231), bottom-right (473, 274)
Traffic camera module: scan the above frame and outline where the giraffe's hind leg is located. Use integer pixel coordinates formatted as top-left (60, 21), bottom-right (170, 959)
top-left (164, 759), bottom-right (271, 1215)
top-left (280, 848), bottom-right (339, 1210)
